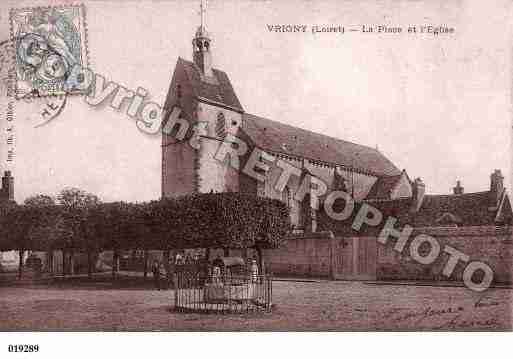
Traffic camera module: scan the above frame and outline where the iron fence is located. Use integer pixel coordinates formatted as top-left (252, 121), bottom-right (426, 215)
top-left (174, 272), bottom-right (273, 313)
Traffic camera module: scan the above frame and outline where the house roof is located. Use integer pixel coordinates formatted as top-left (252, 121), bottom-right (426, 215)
top-left (242, 113), bottom-right (401, 176)
top-left (370, 191), bottom-right (511, 227)
top-left (412, 191), bottom-right (509, 227)
top-left (366, 174), bottom-right (404, 199)
top-left (318, 190), bottom-right (513, 236)
top-left (178, 57), bottom-right (244, 112)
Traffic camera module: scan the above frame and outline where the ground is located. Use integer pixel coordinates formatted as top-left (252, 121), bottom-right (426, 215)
top-left (0, 274), bottom-right (511, 331)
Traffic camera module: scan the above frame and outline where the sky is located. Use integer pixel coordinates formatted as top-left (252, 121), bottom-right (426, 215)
top-left (0, 0), bottom-right (511, 203)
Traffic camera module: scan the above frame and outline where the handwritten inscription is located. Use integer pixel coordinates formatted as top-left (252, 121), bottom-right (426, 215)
top-left (380, 296), bottom-right (505, 330)
top-left (438, 315), bottom-right (498, 330)
top-left (391, 305), bottom-right (465, 324)
top-left (474, 295), bottom-right (500, 308)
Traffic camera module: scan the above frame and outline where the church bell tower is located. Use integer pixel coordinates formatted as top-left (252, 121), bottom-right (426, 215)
top-left (193, 0), bottom-right (213, 78)
top-left (162, 0), bottom-right (244, 198)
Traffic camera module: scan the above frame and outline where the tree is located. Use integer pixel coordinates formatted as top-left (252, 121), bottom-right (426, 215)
top-left (0, 204), bottom-right (53, 278)
top-left (0, 201), bottom-right (16, 252)
top-left (136, 202), bottom-right (160, 277)
top-left (24, 194), bottom-right (55, 207)
top-left (0, 192), bottom-right (289, 280)
top-left (57, 188), bottom-right (101, 277)
top-left (251, 196), bottom-right (290, 274)
top-left (90, 201), bottom-right (140, 278)
top-left (147, 193), bottom-right (290, 273)
top-left (23, 194), bottom-right (59, 273)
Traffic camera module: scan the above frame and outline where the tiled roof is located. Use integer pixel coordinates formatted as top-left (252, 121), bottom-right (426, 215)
top-left (242, 113), bottom-right (401, 176)
top-left (412, 191), bottom-right (505, 227)
top-left (318, 191), bottom-right (512, 236)
top-left (178, 58), bottom-right (244, 112)
top-left (366, 174), bottom-right (403, 199)
top-left (371, 191), bottom-right (511, 227)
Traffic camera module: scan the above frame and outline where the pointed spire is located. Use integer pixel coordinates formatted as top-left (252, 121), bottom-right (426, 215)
top-left (193, 0), bottom-right (213, 77)
top-left (197, 0), bottom-right (208, 35)
top-left (200, 0), bottom-right (207, 31)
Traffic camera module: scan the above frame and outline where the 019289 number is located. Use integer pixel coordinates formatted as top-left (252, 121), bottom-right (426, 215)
top-left (8, 345), bottom-right (39, 353)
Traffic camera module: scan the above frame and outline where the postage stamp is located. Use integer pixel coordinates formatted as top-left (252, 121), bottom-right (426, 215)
top-left (9, 4), bottom-right (88, 99)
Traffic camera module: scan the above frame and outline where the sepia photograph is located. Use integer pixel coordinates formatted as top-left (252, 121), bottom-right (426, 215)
top-left (0, 0), bottom-right (512, 351)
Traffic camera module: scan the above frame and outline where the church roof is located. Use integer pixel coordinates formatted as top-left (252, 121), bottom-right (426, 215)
top-left (177, 57), bottom-right (244, 112)
top-left (242, 113), bottom-right (401, 176)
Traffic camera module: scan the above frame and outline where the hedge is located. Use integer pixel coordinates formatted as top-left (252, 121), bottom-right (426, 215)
top-left (0, 193), bottom-right (290, 253)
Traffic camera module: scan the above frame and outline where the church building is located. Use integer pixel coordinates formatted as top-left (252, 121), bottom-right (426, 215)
top-left (161, 15), bottom-right (512, 232)
top-left (161, 18), bottom-right (408, 228)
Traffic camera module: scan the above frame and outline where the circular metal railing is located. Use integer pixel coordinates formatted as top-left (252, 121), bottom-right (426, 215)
top-left (174, 272), bottom-right (273, 314)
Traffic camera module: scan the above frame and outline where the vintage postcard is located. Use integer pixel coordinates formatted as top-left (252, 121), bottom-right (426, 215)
top-left (0, 0), bottom-right (512, 349)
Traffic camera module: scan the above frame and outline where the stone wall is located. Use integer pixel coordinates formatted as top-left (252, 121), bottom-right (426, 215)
top-left (377, 226), bottom-right (513, 284)
top-left (235, 226), bottom-right (512, 285)
top-left (260, 232), bottom-right (335, 278)
top-left (19, 227), bottom-right (509, 285)
top-left (162, 142), bottom-right (197, 197)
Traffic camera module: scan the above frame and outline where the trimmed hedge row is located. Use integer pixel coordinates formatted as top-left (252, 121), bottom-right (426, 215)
top-left (0, 193), bottom-right (290, 253)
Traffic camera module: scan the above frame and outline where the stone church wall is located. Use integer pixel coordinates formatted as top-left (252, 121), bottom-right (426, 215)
top-left (306, 164), bottom-right (378, 201)
top-left (196, 102), bottom-right (242, 193)
top-left (162, 142), bottom-right (197, 197)
top-left (162, 61), bottom-right (198, 198)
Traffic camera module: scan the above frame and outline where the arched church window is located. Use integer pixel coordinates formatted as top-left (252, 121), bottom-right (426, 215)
top-left (176, 84), bottom-right (182, 99)
top-left (216, 112), bottom-right (227, 138)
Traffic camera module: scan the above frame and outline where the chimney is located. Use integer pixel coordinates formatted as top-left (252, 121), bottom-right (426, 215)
top-left (453, 180), bottom-right (464, 195)
top-left (1, 170), bottom-right (14, 201)
top-left (411, 177), bottom-right (425, 212)
top-left (490, 169), bottom-right (504, 205)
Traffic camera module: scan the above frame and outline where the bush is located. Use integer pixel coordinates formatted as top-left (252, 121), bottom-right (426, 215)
top-left (148, 193), bottom-right (290, 250)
